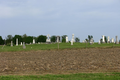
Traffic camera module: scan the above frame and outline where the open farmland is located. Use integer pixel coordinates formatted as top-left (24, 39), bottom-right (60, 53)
top-left (0, 47), bottom-right (120, 75)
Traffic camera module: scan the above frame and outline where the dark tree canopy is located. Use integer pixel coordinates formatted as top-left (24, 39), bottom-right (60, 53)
top-left (6, 35), bottom-right (13, 44)
top-left (88, 35), bottom-right (93, 42)
top-left (75, 37), bottom-right (80, 42)
top-left (37, 35), bottom-right (46, 42)
top-left (62, 35), bottom-right (67, 42)
top-left (13, 35), bottom-right (23, 44)
top-left (0, 36), bottom-right (4, 45)
top-left (51, 35), bottom-right (56, 42)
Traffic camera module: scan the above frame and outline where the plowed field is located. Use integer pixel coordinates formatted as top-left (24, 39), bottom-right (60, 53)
top-left (0, 48), bottom-right (120, 75)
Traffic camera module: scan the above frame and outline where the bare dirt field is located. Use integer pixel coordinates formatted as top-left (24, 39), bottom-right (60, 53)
top-left (0, 48), bottom-right (120, 75)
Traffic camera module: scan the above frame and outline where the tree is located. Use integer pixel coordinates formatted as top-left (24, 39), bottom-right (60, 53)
top-left (22, 34), bottom-right (27, 42)
top-left (88, 35), bottom-right (93, 42)
top-left (51, 35), bottom-right (56, 42)
top-left (37, 35), bottom-right (46, 42)
top-left (13, 35), bottom-right (23, 44)
top-left (6, 35), bottom-right (13, 44)
top-left (105, 36), bottom-right (107, 43)
top-left (0, 36), bottom-right (4, 45)
top-left (75, 37), bottom-right (80, 42)
top-left (62, 35), bottom-right (67, 42)
top-left (25, 36), bottom-right (33, 43)
top-left (85, 39), bottom-right (88, 42)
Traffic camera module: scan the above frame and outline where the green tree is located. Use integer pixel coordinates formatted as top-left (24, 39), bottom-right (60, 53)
top-left (62, 35), bottom-right (67, 42)
top-left (75, 37), bottom-right (80, 42)
top-left (6, 35), bottom-right (13, 44)
top-left (13, 35), bottom-right (23, 44)
top-left (88, 35), bottom-right (93, 42)
top-left (0, 36), bottom-right (4, 45)
top-left (22, 34), bottom-right (27, 42)
top-left (37, 35), bottom-right (46, 42)
top-left (51, 35), bottom-right (56, 42)
top-left (26, 36), bottom-right (33, 43)
top-left (105, 36), bottom-right (107, 43)
top-left (85, 39), bottom-right (88, 42)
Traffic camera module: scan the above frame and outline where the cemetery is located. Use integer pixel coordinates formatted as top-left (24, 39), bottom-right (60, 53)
top-left (0, 34), bottom-right (120, 78)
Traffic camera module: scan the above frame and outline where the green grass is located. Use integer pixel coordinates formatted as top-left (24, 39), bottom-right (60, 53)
top-left (0, 43), bottom-right (120, 52)
top-left (0, 73), bottom-right (120, 80)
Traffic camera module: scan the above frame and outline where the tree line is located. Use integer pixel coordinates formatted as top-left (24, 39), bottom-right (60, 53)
top-left (0, 34), bottom-right (80, 45)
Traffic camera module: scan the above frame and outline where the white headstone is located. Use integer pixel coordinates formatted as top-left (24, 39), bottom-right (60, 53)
top-left (98, 40), bottom-right (101, 44)
top-left (116, 36), bottom-right (119, 44)
top-left (46, 34), bottom-right (51, 42)
top-left (33, 39), bottom-right (35, 44)
top-left (11, 41), bottom-right (13, 46)
top-left (111, 38), bottom-right (114, 43)
top-left (72, 34), bottom-right (75, 42)
top-left (71, 40), bottom-right (73, 45)
top-left (66, 36), bottom-right (68, 43)
top-left (21, 42), bottom-right (22, 45)
top-left (102, 35), bottom-right (105, 43)
top-left (56, 36), bottom-right (60, 43)
top-left (90, 38), bottom-right (93, 45)
top-left (16, 38), bottom-right (18, 46)
top-left (23, 42), bottom-right (26, 49)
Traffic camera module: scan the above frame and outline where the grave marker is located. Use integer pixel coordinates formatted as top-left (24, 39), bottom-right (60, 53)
top-left (16, 38), bottom-right (18, 46)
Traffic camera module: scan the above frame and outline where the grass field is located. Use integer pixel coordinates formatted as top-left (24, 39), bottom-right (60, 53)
top-left (0, 73), bottom-right (120, 80)
top-left (0, 42), bottom-right (120, 52)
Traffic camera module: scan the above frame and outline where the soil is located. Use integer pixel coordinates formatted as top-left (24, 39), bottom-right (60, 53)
top-left (0, 48), bottom-right (120, 75)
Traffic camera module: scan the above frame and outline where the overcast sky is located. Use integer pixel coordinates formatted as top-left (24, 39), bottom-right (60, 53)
top-left (0, 0), bottom-right (120, 42)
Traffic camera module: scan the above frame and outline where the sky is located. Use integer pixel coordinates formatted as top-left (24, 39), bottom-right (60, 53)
top-left (0, 0), bottom-right (120, 42)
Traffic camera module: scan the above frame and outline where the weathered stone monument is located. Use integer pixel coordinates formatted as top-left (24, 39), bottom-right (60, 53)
top-left (72, 34), bottom-right (75, 42)
top-left (71, 40), bottom-right (73, 45)
top-left (102, 35), bottom-right (105, 43)
top-left (33, 39), bottom-right (35, 44)
top-left (56, 36), bottom-right (60, 43)
top-left (21, 42), bottom-right (22, 45)
top-left (16, 38), bottom-right (18, 46)
top-left (111, 38), bottom-right (114, 43)
top-left (107, 36), bottom-right (110, 43)
top-left (90, 38), bottom-right (94, 45)
top-left (66, 36), bottom-right (68, 43)
top-left (98, 40), bottom-right (101, 44)
top-left (115, 36), bottom-right (119, 44)
top-left (23, 42), bottom-right (26, 49)
top-left (46, 34), bottom-right (51, 42)
top-left (11, 41), bottom-right (13, 46)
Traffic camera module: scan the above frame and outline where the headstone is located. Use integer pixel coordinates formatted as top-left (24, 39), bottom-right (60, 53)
top-left (71, 40), bottom-right (73, 45)
top-left (38, 42), bottom-right (40, 44)
top-left (33, 39), bottom-right (35, 44)
top-left (46, 34), bottom-right (51, 42)
top-left (98, 40), bottom-right (101, 44)
top-left (90, 38), bottom-right (93, 45)
top-left (21, 42), bottom-right (22, 45)
top-left (11, 41), bottom-right (13, 46)
top-left (111, 38), bottom-right (114, 43)
top-left (82, 40), bottom-right (85, 43)
top-left (72, 34), bottom-right (75, 42)
top-left (107, 36), bottom-right (110, 43)
top-left (102, 35), bottom-right (105, 43)
top-left (23, 42), bottom-right (26, 49)
top-left (115, 36), bottom-right (119, 44)
top-left (16, 38), bottom-right (18, 46)
top-left (66, 36), bottom-right (68, 43)
top-left (56, 36), bottom-right (60, 43)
